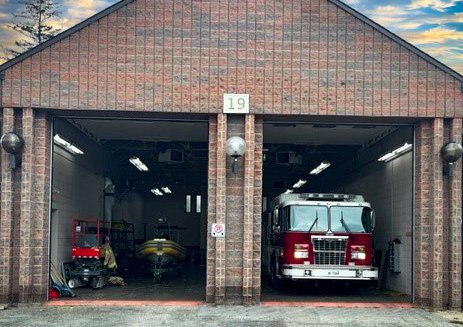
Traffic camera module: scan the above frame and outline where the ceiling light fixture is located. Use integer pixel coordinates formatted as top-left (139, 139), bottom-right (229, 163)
top-left (378, 143), bottom-right (412, 162)
top-left (151, 188), bottom-right (163, 196)
top-left (284, 189), bottom-right (294, 194)
top-left (129, 156), bottom-right (149, 171)
top-left (309, 161), bottom-right (331, 175)
top-left (292, 179), bottom-right (307, 189)
top-left (53, 134), bottom-right (84, 155)
top-left (161, 187), bottom-right (172, 194)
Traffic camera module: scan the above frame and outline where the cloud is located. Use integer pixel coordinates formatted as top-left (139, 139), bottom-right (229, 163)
top-left (404, 27), bottom-right (463, 44)
top-left (408, 0), bottom-right (462, 12)
top-left (60, 0), bottom-right (112, 29)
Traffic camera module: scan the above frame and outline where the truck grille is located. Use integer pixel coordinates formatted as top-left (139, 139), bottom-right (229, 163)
top-left (312, 236), bottom-right (348, 265)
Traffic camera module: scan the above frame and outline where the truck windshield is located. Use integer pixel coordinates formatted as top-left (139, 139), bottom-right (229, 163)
top-left (290, 206), bottom-right (328, 232)
top-left (330, 206), bottom-right (372, 233)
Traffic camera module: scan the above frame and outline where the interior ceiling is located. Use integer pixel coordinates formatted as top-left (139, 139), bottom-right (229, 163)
top-left (70, 119), bottom-right (209, 142)
top-left (264, 124), bottom-right (398, 146)
top-left (71, 119), bottom-right (398, 147)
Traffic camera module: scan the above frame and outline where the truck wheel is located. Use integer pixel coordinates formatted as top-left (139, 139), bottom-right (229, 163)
top-left (67, 278), bottom-right (78, 289)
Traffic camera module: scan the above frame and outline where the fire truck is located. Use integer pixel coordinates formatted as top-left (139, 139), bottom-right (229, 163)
top-left (262, 193), bottom-right (378, 289)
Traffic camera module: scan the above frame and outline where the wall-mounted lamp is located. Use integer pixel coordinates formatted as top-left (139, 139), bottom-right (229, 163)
top-left (226, 136), bottom-right (246, 173)
top-left (442, 141), bottom-right (463, 177)
top-left (1, 132), bottom-right (24, 169)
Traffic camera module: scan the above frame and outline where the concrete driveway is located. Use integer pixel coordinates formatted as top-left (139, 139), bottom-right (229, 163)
top-left (0, 304), bottom-right (462, 327)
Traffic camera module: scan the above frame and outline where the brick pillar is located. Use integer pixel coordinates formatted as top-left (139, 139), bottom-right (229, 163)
top-left (242, 115), bottom-right (255, 304)
top-left (225, 115), bottom-right (245, 303)
top-left (207, 114), bottom-right (263, 305)
top-left (251, 116), bottom-right (263, 303)
top-left (415, 118), bottom-right (462, 309)
top-left (0, 108), bottom-right (15, 304)
top-left (448, 118), bottom-right (462, 309)
top-left (206, 114), bottom-right (227, 303)
top-left (0, 108), bottom-right (51, 304)
top-left (431, 118), bottom-right (444, 308)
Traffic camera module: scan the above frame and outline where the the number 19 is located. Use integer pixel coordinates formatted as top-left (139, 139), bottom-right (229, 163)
top-left (228, 97), bottom-right (246, 110)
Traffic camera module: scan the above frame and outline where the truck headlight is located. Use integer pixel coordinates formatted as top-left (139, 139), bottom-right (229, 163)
top-left (351, 245), bottom-right (366, 260)
top-left (294, 244), bottom-right (309, 259)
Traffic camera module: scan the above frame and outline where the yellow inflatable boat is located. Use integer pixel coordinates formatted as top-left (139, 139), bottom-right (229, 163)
top-left (136, 238), bottom-right (187, 268)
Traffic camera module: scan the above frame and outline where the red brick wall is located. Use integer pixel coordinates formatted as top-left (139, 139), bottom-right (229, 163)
top-left (415, 118), bottom-right (462, 309)
top-left (0, 108), bottom-right (51, 303)
top-left (1, 0), bottom-right (461, 117)
top-left (206, 114), bottom-right (262, 304)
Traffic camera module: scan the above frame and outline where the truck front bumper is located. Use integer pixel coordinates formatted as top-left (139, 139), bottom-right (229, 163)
top-left (281, 264), bottom-right (378, 280)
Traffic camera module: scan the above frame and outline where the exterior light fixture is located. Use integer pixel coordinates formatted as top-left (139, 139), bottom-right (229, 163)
top-left (378, 143), bottom-right (412, 162)
top-left (309, 161), bottom-right (331, 175)
top-left (442, 142), bottom-right (463, 177)
top-left (151, 188), bottom-right (163, 196)
top-left (293, 179), bottom-right (307, 189)
top-left (161, 187), bottom-right (172, 194)
top-left (129, 156), bottom-right (149, 171)
top-left (53, 134), bottom-right (84, 155)
top-left (226, 136), bottom-right (246, 173)
top-left (1, 132), bottom-right (24, 169)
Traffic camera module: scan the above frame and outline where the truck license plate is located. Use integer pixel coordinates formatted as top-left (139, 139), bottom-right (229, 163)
top-left (327, 270), bottom-right (339, 276)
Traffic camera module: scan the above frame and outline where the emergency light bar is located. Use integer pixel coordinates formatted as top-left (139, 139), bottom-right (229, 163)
top-left (129, 156), bottom-right (149, 171)
top-left (378, 143), bottom-right (412, 162)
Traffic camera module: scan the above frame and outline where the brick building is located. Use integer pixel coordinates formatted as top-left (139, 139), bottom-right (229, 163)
top-left (0, 0), bottom-right (462, 309)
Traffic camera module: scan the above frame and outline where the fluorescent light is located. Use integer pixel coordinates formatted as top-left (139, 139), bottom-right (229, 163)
top-left (309, 161), bottom-right (331, 175)
top-left (378, 143), bottom-right (413, 162)
top-left (293, 179), bottom-right (307, 189)
top-left (161, 187), bottom-right (172, 194)
top-left (284, 189), bottom-right (294, 194)
top-left (151, 188), bottom-right (163, 196)
top-left (129, 156), bottom-right (149, 171)
top-left (53, 134), bottom-right (84, 155)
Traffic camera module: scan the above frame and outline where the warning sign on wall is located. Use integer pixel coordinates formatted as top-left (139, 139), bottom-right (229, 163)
top-left (211, 223), bottom-right (226, 238)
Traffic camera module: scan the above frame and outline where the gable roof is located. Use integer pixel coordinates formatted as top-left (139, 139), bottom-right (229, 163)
top-left (0, 0), bottom-right (462, 83)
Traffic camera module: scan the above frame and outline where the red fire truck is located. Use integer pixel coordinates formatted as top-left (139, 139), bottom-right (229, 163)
top-left (262, 193), bottom-right (378, 289)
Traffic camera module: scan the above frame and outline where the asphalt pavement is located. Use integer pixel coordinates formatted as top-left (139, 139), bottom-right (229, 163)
top-left (1, 304), bottom-right (462, 327)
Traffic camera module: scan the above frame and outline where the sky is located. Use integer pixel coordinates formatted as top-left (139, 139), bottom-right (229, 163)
top-left (0, 0), bottom-right (462, 74)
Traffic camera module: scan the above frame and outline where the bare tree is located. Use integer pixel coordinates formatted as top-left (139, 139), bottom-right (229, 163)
top-left (3, 0), bottom-right (61, 60)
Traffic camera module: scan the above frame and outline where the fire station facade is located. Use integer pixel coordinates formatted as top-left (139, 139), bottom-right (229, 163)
top-left (0, 0), bottom-right (462, 309)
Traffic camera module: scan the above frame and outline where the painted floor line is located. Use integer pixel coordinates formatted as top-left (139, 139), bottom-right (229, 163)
top-left (260, 301), bottom-right (415, 308)
top-left (47, 300), bottom-right (206, 307)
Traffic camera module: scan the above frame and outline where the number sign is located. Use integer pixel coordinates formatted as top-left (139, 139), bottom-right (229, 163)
top-left (223, 94), bottom-right (250, 114)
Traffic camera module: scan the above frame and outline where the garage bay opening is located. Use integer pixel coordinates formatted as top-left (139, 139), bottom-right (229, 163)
top-left (50, 117), bottom-right (208, 302)
top-left (261, 121), bottom-right (414, 303)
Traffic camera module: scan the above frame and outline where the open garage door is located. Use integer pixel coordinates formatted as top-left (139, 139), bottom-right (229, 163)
top-left (50, 117), bottom-right (208, 302)
top-left (261, 121), bottom-right (414, 304)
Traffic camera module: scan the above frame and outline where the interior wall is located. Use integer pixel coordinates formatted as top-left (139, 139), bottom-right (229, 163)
top-left (51, 119), bottom-right (106, 269)
top-left (340, 150), bottom-right (413, 295)
top-left (113, 191), bottom-right (145, 240)
top-left (143, 188), bottom-right (207, 249)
